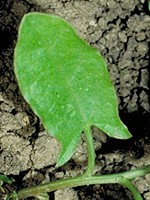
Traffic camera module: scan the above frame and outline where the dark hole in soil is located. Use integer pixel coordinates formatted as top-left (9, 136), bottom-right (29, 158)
top-left (0, 28), bottom-right (14, 50)
top-left (76, 183), bottom-right (131, 200)
top-left (98, 111), bottom-right (150, 158)
top-left (119, 111), bottom-right (150, 138)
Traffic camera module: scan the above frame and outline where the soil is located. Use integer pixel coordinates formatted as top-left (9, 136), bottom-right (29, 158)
top-left (0, 0), bottom-right (150, 199)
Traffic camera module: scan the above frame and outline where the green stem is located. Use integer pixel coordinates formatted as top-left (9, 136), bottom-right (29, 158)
top-left (16, 165), bottom-right (150, 199)
top-left (83, 127), bottom-right (95, 176)
top-left (119, 177), bottom-right (143, 200)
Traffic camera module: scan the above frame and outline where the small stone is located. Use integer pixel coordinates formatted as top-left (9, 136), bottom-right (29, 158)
top-left (119, 32), bottom-right (127, 43)
top-left (98, 18), bottom-right (107, 30)
top-left (136, 32), bottom-right (146, 41)
top-left (144, 192), bottom-right (150, 200)
top-left (89, 20), bottom-right (97, 27)
top-left (55, 188), bottom-right (78, 200)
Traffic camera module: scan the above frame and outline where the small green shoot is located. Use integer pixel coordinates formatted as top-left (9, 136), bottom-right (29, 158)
top-left (0, 175), bottom-right (15, 199)
top-left (36, 193), bottom-right (49, 200)
top-left (0, 175), bottom-right (14, 185)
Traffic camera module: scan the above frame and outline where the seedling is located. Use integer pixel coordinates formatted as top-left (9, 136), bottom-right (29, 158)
top-left (4, 12), bottom-right (150, 199)
top-left (0, 175), bottom-right (14, 199)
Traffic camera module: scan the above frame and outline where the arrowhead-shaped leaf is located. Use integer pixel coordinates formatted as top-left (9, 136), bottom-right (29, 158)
top-left (14, 13), bottom-right (131, 167)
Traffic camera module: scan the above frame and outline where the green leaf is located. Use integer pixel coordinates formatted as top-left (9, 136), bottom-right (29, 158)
top-left (14, 12), bottom-right (132, 167)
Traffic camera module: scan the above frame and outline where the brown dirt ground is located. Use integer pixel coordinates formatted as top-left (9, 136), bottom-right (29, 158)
top-left (0, 0), bottom-right (150, 199)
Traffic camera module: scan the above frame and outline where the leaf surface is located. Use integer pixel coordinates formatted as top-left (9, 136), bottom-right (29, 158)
top-left (14, 13), bottom-right (131, 166)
